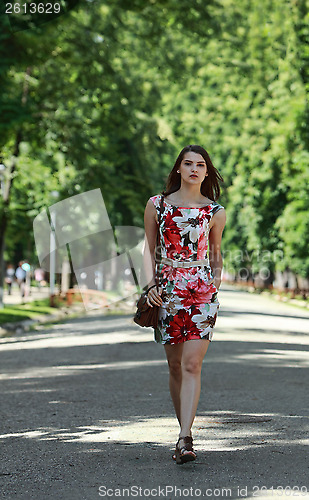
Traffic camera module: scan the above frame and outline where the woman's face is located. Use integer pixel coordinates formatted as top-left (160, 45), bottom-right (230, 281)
top-left (178, 152), bottom-right (207, 184)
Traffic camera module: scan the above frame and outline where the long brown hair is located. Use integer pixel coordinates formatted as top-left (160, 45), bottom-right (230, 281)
top-left (161, 145), bottom-right (224, 201)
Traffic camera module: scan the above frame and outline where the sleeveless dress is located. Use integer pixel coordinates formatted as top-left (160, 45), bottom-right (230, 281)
top-left (149, 194), bottom-right (224, 345)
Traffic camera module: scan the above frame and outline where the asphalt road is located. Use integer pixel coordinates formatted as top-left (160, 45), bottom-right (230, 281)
top-left (0, 284), bottom-right (309, 500)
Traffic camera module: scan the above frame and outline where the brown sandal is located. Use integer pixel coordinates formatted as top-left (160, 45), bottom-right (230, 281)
top-left (174, 436), bottom-right (197, 464)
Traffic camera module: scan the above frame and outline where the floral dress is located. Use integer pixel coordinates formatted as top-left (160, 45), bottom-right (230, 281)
top-left (149, 194), bottom-right (224, 345)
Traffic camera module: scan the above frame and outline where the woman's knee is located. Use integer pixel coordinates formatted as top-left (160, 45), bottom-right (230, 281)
top-left (167, 359), bottom-right (182, 377)
top-left (182, 359), bottom-right (202, 376)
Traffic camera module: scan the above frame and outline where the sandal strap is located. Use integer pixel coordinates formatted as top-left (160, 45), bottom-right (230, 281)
top-left (176, 435), bottom-right (194, 452)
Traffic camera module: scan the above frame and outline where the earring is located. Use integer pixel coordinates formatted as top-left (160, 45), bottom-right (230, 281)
top-left (177, 170), bottom-right (180, 173)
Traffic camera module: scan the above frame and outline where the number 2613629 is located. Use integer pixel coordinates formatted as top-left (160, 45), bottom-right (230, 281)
top-left (5, 2), bottom-right (61, 15)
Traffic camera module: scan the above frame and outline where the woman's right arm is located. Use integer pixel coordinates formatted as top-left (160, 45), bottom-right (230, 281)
top-left (143, 199), bottom-right (163, 307)
top-left (143, 199), bottom-right (158, 289)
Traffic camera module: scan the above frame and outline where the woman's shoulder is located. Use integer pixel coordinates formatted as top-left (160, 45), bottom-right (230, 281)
top-left (210, 200), bottom-right (225, 216)
top-left (148, 193), bottom-right (163, 208)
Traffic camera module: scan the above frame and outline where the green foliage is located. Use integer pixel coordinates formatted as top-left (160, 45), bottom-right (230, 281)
top-left (0, 299), bottom-right (56, 324)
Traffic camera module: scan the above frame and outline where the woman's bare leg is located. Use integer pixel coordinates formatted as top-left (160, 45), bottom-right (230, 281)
top-left (164, 343), bottom-right (183, 425)
top-left (164, 338), bottom-right (210, 439)
top-left (179, 339), bottom-right (210, 441)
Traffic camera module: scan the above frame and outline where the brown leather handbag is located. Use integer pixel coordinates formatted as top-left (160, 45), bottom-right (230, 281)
top-left (133, 195), bottom-right (164, 328)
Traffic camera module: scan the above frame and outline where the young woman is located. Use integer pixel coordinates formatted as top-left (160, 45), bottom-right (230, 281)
top-left (143, 144), bottom-right (226, 465)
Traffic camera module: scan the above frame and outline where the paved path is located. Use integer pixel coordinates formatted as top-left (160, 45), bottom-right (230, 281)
top-left (0, 285), bottom-right (309, 499)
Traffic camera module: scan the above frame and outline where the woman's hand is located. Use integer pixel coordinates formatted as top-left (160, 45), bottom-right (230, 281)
top-left (208, 277), bottom-right (221, 290)
top-left (146, 286), bottom-right (163, 307)
top-left (213, 278), bottom-right (221, 290)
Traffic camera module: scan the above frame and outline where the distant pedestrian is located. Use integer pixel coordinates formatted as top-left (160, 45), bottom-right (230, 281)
top-left (34, 267), bottom-right (45, 290)
top-left (5, 263), bottom-right (15, 295)
top-left (15, 261), bottom-right (27, 299)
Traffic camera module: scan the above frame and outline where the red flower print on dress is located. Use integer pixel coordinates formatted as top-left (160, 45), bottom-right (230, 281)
top-left (162, 265), bottom-right (178, 283)
top-left (175, 278), bottom-right (216, 307)
top-left (196, 231), bottom-right (208, 260)
top-left (166, 309), bottom-right (201, 344)
top-left (162, 212), bottom-right (181, 248)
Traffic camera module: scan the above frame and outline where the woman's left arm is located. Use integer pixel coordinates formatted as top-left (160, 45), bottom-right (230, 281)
top-left (208, 208), bottom-right (226, 290)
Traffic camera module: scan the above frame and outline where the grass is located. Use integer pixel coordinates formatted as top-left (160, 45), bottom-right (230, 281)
top-left (0, 298), bottom-right (67, 324)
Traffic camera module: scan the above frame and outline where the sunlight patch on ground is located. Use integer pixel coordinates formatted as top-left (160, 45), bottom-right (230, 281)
top-left (213, 330), bottom-right (309, 346)
top-left (0, 359), bottom-right (166, 380)
top-left (217, 313), bottom-right (309, 335)
top-left (0, 413), bottom-right (307, 452)
top-left (0, 329), bottom-right (153, 351)
top-left (235, 349), bottom-right (309, 367)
